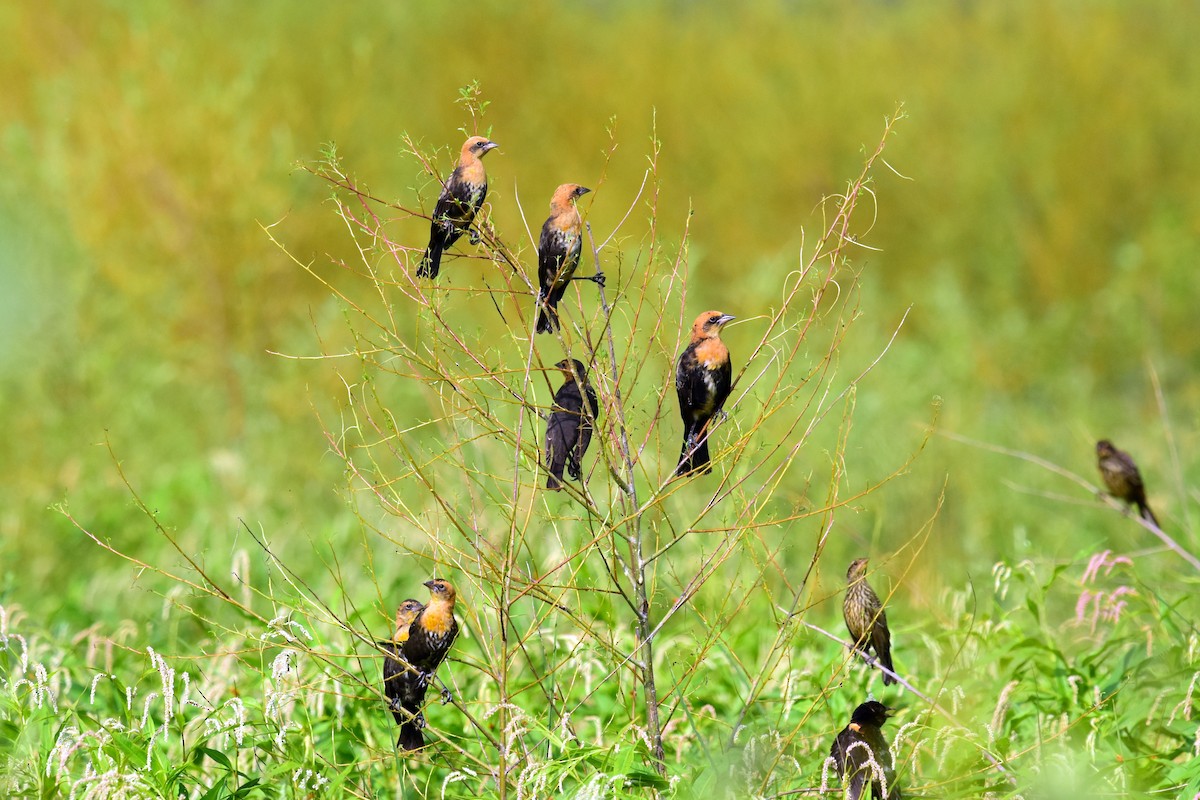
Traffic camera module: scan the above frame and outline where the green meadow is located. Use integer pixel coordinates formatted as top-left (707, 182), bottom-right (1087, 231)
top-left (2, 2), bottom-right (1198, 797)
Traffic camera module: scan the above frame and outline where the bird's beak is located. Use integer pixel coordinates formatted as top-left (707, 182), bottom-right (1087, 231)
top-left (483, 141), bottom-right (499, 152)
top-left (423, 580), bottom-right (437, 590)
top-left (717, 314), bottom-right (736, 326)
top-left (576, 186), bottom-right (592, 196)
top-left (883, 705), bottom-right (901, 718)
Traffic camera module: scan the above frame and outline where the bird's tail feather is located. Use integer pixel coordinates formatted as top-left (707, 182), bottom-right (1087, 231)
top-left (676, 433), bottom-right (711, 476)
top-left (417, 246), bottom-right (441, 279)
top-left (1139, 502), bottom-right (1160, 529)
top-left (397, 721), bottom-right (424, 751)
top-left (536, 304), bottom-right (558, 334)
top-left (546, 470), bottom-right (564, 491)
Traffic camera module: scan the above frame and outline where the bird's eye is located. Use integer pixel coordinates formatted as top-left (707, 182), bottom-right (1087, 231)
top-left (709, 315), bottom-right (721, 324)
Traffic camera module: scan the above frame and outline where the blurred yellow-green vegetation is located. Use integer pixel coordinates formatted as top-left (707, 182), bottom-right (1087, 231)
top-left (3, 0), bottom-right (1196, 618)
top-left (2, 1), bottom-right (1199, 795)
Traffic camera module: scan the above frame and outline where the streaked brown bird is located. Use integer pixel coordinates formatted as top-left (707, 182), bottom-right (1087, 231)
top-left (536, 183), bottom-right (602, 333)
top-left (675, 311), bottom-right (735, 476)
top-left (379, 598), bottom-right (425, 750)
top-left (830, 700), bottom-right (902, 800)
top-left (1096, 439), bottom-right (1160, 527)
top-left (417, 136), bottom-right (499, 279)
top-left (843, 558), bottom-right (897, 686)
top-left (544, 359), bottom-right (600, 491)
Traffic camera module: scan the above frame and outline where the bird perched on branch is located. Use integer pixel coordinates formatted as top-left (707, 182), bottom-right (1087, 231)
top-left (417, 136), bottom-right (499, 279)
top-left (1096, 439), bottom-right (1160, 527)
top-left (830, 700), bottom-right (902, 800)
top-left (544, 359), bottom-right (600, 490)
top-left (387, 578), bottom-right (459, 750)
top-left (843, 558), bottom-right (897, 686)
top-left (379, 598), bottom-right (426, 750)
top-left (536, 183), bottom-right (602, 333)
top-left (674, 310), bottom-right (735, 476)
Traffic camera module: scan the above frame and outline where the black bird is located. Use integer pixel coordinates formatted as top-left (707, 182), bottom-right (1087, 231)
top-left (675, 310), bottom-right (735, 476)
top-left (418, 136), bottom-right (498, 279)
top-left (379, 598), bottom-right (425, 750)
top-left (843, 558), bottom-right (897, 686)
top-left (830, 700), bottom-right (902, 800)
top-left (1096, 439), bottom-right (1160, 527)
top-left (393, 579), bottom-right (460, 749)
top-left (536, 183), bottom-right (601, 333)
top-left (544, 358), bottom-right (600, 490)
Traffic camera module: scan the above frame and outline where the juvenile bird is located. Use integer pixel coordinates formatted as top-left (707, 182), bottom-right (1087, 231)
top-left (394, 579), bottom-right (459, 749)
top-left (674, 311), bottom-right (735, 476)
top-left (379, 598), bottom-right (425, 750)
top-left (544, 358), bottom-right (600, 490)
top-left (843, 558), bottom-right (897, 686)
top-left (536, 183), bottom-right (601, 333)
top-left (830, 700), bottom-right (902, 800)
top-left (417, 136), bottom-right (499, 279)
top-left (1096, 439), bottom-right (1160, 527)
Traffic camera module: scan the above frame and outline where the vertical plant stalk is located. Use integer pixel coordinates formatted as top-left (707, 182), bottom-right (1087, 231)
top-left (586, 220), bottom-right (665, 770)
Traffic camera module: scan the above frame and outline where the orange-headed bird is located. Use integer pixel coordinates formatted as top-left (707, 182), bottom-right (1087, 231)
top-left (536, 183), bottom-right (602, 333)
top-left (393, 579), bottom-right (459, 749)
top-left (1096, 440), bottom-right (1160, 527)
top-left (544, 358), bottom-right (600, 490)
top-left (675, 311), bottom-right (735, 476)
top-left (379, 598), bottom-right (426, 749)
top-left (417, 136), bottom-right (498, 279)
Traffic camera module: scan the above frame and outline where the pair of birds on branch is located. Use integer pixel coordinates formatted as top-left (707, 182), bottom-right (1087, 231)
top-left (415, 136), bottom-right (601, 335)
top-left (542, 310), bottom-right (736, 489)
top-left (418, 137), bottom-right (737, 487)
top-left (836, 557), bottom-right (902, 798)
top-left (379, 579), bottom-right (459, 750)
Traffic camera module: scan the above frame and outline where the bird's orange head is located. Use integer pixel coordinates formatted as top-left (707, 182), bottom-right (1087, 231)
top-left (462, 136), bottom-right (499, 159)
top-left (847, 557), bottom-right (869, 581)
top-left (1096, 440), bottom-right (1116, 457)
top-left (395, 598), bottom-right (424, 627)
top-left (554, 358), bottom-right (588, 382)
top-left (550, 183), bottom-right (591, 208)
top-left (690, 310), bottom-right (735, 343)
top-left (423, 578), bottom-right (457, 603)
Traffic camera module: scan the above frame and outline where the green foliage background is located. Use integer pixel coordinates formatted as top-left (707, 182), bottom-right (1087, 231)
top-left (1, 1), bottom-right (1198, 798)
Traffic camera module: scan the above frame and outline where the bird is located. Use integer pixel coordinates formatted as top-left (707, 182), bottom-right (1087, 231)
top-left (843, 558), bottom-right (897, 686)
top-left (674, 311), bottom-right (735, 476)
top-left (391, 579), bottom-right (459, 749)
top-left (1096, 439), bottom-right (1160, 527)
top-left (536, 183), bottom-right (602, 333)
top-left (544, 359), bottom-right (600, 490)
top-left (379, 598), bottom-right (426, 750)
top-left (829, 700), bottom-right (902, 800)
top-left (417, 136), bottom-right (499, 279)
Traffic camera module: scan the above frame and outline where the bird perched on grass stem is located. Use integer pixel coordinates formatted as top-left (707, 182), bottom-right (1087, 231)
top-left (675, 311), bottom-right (734, 477)
top-left (536, 183), bottom-right (602, 333)
top-left (843, 558), bottom-right (897, 686)
top-left (1096, 439), bottom-right (1160, 527)
top-left (379, 598), bottom-right (425, 750)
top-left (830, 700), bottom-right (902, 800)
top-left (417, 136), bottom-right (498, 279)
top-left (544, 359), bottom-right (600, 490)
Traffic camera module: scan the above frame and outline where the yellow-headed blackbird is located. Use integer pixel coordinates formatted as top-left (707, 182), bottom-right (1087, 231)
top-left (391, 579), bottom-right (459, 749)
top-left (536, 184), bottom-right (601, 333)
top-left (545, 358), bottom-right (600, 490)
top-left (830, 700), bottom-right (901, 800)
top-left (379, 598), bottom-right (425, 749)
top-left (843, 558), bottom-right (896, 686)
top-left (675, 311), bottom-right (735, 476)
top-left (1096, 439), bottom-right (1160, 527)
top-left (417, 136), bottom-right (499, 279)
